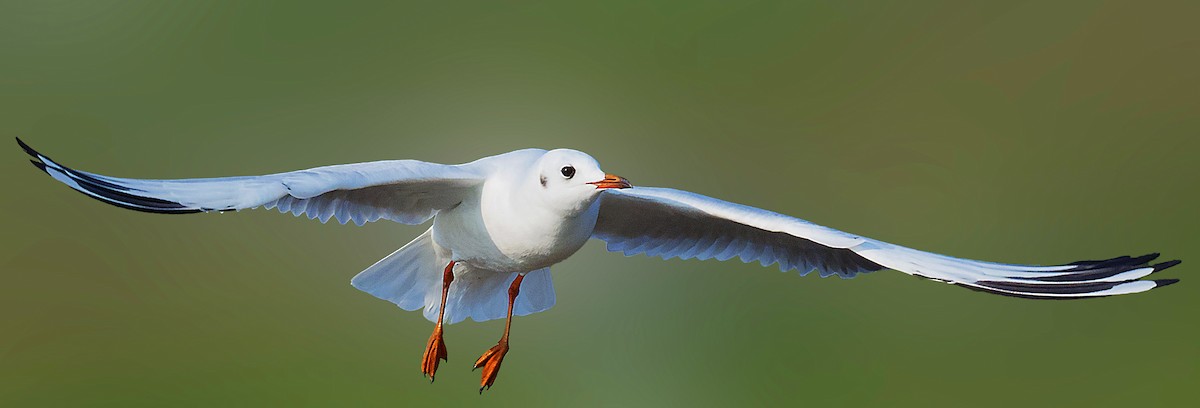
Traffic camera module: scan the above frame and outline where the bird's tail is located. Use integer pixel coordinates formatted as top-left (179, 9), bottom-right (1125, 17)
top-left (351, 228), bottom-right (556, 323)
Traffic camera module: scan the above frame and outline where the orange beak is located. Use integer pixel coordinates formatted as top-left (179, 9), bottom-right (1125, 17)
top-left (588, 173), bottom-right (632, 189)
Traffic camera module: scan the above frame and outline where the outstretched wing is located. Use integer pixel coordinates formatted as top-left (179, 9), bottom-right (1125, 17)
top-left (592, 187), bottom-right (1180, 299)
top-left (19, 138), bottom-right (484, 225)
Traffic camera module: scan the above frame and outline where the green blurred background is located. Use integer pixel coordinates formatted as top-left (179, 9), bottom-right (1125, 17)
top-left (1, 1), bottom-right (1196, 406)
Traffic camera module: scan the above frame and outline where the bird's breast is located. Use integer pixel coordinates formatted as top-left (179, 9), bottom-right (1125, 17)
top-left (431, 193), bottom-right (599, 272)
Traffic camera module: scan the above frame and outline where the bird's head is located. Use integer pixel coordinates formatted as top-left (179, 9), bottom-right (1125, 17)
top-left (532, 149), bottom-right (630, 214)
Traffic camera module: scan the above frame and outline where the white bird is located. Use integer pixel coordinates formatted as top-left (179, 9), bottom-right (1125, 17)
top-left (18, 138), bottom-right (1180, 391)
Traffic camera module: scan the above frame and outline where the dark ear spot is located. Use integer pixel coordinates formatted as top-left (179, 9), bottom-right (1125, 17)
top-left (540, 175), bottom-right (547, 187)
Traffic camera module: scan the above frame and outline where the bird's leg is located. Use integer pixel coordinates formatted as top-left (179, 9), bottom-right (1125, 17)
top-left (473, 274), bottom-right (524, 393)
top-left (421, 261), bottom-right (455, 382)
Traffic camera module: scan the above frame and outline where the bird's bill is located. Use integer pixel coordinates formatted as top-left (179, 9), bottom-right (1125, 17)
top-left (588, 174), bottom-right (632, 189)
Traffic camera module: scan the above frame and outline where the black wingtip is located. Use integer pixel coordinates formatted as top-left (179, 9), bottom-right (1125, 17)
top-left (18, 137), bottom-right (51, 173)
top-left (1152, 260), bottom-right (1182, 272)
top-left (1153, 279), bottom-right (1180, 288)
top-left (1035, 252), bottom-right (1172, 283)
top-left (1129, 253), bottom-right (1160, 266)
top-left (20, 138), bottom-right (51, 174)
top-left (16, 137), bottom-right (40, 159)
top-left (29, 159), bottom-right (47, 173)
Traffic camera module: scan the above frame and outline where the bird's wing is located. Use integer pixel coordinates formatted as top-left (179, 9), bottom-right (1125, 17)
top-left (19, 138), bottom-right (484, 225)
top-left (592, 187), bottom-right (1180, 299)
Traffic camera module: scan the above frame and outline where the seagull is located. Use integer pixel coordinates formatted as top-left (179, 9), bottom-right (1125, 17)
top-left (17, 137), bottom-right (1181, 391)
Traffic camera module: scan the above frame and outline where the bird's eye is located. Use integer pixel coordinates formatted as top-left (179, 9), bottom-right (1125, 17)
top-left (560, 166), bottom-right (575, 178)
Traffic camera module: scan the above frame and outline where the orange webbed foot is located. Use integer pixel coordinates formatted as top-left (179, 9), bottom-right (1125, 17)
top-left (421, 325), bottom-right (448, 382)
top-left (473, 340), bottom-right (510, 393)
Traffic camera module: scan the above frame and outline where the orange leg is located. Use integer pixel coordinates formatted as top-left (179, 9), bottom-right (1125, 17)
top-left (421, 261), bottom-right (455, 382)
top-left (473, 274), bottom-right (525, 393)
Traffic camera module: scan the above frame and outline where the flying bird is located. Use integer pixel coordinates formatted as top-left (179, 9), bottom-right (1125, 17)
top-left (17, 138), bottom-right (1181, 392)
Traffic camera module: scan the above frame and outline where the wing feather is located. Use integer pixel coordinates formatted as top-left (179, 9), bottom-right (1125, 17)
top-left (19, 138), bottom-right (483, 225)
top-left (593, 187), bottom-right (1181, 298)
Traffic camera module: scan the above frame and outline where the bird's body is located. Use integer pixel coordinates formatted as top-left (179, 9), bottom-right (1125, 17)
top-left (436, 149), bottom-right (600, 273)
top-left (17, 138), bottom-right (1181, 392)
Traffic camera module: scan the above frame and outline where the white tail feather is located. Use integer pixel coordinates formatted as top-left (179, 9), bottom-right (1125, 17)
top-left (351, 229), bottom-right (556, 323)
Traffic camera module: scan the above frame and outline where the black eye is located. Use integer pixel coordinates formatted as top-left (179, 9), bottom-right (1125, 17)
top-left (560, 166), bottom-right (575, 178)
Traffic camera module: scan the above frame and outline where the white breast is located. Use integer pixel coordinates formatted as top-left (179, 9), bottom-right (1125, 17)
top-left (431, 177), bottom-right (599, 273)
